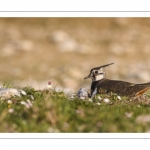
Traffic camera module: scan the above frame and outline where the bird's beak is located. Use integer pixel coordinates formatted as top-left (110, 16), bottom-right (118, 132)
top-left (84, 74), bottom-right (91, 79)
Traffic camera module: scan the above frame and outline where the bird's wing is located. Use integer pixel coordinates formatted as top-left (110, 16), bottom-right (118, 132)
top-left (97, 79), bottom-right (132, 94)
top-left (125, 83), bottom-right (150, 96)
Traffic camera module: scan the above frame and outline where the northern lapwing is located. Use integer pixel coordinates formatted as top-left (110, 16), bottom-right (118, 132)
top-left (84, 63), bottom-right (150, 97)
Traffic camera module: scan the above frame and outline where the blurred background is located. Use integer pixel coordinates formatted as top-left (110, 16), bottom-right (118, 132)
top-left (0, 18), bottom-right (150, 92)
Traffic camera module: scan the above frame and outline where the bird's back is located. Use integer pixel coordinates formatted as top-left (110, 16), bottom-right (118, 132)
top-left (92, 78), bottom-right (150, 97)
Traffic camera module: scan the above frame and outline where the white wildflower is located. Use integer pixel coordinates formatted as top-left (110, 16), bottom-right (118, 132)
top-left (27, 99), bottom-right (33, 107)
top-left (88, 98), bottom-right (93, 102)
top-left (117, 96), bottom-right (122, 100)
top-left (8, 108), bottom-right (14, 113)
top-left (137, 105), bottom-right (141, 108)
top-left (21, 100), bottom-right (32, 109)
top-left (30, 95), bottom-right (34, 100)
top-left (7, 100), bottom-right (12, 104)
top-left (103, 98), bottom-right (110, 103)
top-left (25, 104), bottom-right (30, 109)
top-left (20, 90), bottom-right (27, 96)
top-left (70, 95), bottom-right (75, 100)
top-left (96, 102), bottom-right (101, 105)
top-left (97, 96), bottom-right (102, 101)
top-left (20, 101), bottom-right (27, 105)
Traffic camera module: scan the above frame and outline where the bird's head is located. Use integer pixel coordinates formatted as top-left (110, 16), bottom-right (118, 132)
top-left (84, 63), bottom-right (114, 81)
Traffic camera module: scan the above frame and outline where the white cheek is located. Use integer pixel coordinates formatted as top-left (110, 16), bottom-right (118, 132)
top-left (95, 74), bottom-right (104, 81)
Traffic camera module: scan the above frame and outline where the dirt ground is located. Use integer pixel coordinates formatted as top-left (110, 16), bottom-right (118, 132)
top-left (0, 18), bottom-right (150, 92)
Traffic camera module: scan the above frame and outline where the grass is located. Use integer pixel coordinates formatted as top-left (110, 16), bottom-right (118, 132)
top-left (1, 85), bottom-right (150, 133)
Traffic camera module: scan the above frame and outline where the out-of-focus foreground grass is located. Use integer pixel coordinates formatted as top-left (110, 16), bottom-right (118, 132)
top-left (1, 86), bottom-right (150, 133)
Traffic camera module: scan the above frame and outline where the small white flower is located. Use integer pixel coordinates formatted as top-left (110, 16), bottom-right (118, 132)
top-left (7, 100), bottom-right (12, 104)
top-left (25, 104), bottom-right (30, 109)
top-left (20, 101), bottom-right (26, 105)
top-left (70, 97), bottom-right (74, 100)
top-left (70, 94), bottom-right (75, 100)
top-left (97, 96), bottom-right (102, 101)
top-left (88, 98), bottom-right (93, 102)
top-left (103, 98), bottom-right (110, 103)
top-left (8, 108), bottom-right (14, 113)
top-left (27, 99), bottom-right (33, 107)
top-left (30, 95), bottom-right (34, 100)
top-left (21, 100), bottom-right (32, 109)
top-left (96, 102), bottom-right (101, 105)
top-left (137, 105), bottom-right (141, 108)
top-left (20, 90), bottom-right (27, 96)
top-left (117, 96), bottom-right (121, 100)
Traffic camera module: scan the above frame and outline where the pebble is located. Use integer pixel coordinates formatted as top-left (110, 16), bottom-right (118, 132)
top-left (77, 88), bottom-right (89, 99)
top-left (0, 88), bottom-right (21, 99)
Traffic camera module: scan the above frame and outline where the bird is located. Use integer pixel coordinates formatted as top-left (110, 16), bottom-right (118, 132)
top-left (84, 63), bottom-right (150, 98)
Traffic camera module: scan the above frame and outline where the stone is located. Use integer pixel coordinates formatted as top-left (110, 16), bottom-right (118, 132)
top-left (0, 88), bottom-right (21, 99)
top-left (77, 88), bottom-right (89, 99)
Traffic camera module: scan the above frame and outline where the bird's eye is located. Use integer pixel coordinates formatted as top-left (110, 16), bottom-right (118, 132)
top-left (95, 71), bottom-right (98, 74)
